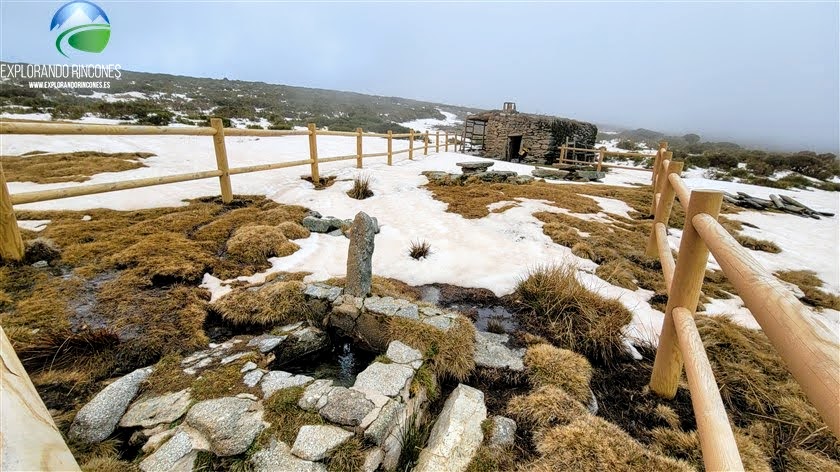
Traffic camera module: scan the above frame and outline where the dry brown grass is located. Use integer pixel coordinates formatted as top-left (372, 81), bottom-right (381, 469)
top-left (387, 316), bottom-right (475, 381)
top-left (347, 175), bottom-right (374, 199)
top-left (735, 234), bottom-right (782, 253)
top-left (326, 437), bottom-right (367, 472)
top-left (212, 280), bottom-right (313, 326)
top-left (2, 151), bottom-right (153, 184)
top-left (140, 353), bottom-right (194, 395)
top-left (191, 356), bottom-right (260, 401)
top-left (650, 427), bottom-right (772, 472)
top-left (775, 270), bottom-right (840, 310)
top-left (595, 259), bottom-right (637, 290)
top-left (80, 455), bottom-right (139, 472)
top-left (226, 225), bottom-right (299, 264)
top-left (523, 344), bottom-right (592, 404)
top-left (1, 196), bottom-right (310, 429)
top-left (696, 315), bottom-right (840, 465)
top-left (277, 221), bottom-right (311, 240)
top-left (785, 448), bottom-right (840, 472)
top-left (515, 264), bottom-right (632, 365)
top-left (409, 240), bottom-right (432, 260)
top-left (507, 386), bottom-right (588, 430)
top-left (523, 415), bottom-right (693, 472)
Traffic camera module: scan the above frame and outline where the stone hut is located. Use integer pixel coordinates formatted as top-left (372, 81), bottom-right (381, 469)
top-left (462, 102), bottom-right (598, 165)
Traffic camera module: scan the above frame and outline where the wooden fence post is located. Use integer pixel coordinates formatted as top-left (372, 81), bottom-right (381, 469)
top-left (424, 131), bottom-right (429, 156)
top-left (596, 149), bottom-right (605, 172)
top-left (409, 130), bottom-right (414, 160)
top-left (649, 148), bottom-right (671, 215)
top-left (646, 159), bottom-right (683, 256)
top-left (435, 131), bottom-right (440, 153)
top-left (356, 127), bottom-right (363, 169)
top-left (308, 123), bottom-right (320, 184)
top-left (650, 190), bottom-right (723, 399)
top-left (444, 131), bottom-right (449, 152)
top-left (210, 118), bottom-right (233, 203)
top-left (1, 327), bottom-right (81, 471)
top-left (387, 130), bottom-right (393, 166)
top-left (0, 161), bottom-right (25, 261)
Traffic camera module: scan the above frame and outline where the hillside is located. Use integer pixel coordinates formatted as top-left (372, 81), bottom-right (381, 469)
top-left (0, 62), bottom-right (482, 133)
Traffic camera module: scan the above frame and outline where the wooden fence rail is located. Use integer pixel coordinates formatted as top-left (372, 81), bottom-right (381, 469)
top-left (0, 119), bottom-right (458, 262)
top-left (645, 143), bottom-right (840, 471)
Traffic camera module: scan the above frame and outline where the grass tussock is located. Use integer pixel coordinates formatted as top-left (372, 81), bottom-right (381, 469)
top-left (387, 316), bottom-right (475, 381)
top-left (695, 315), bottom-right (840, 466)
top-left (785, 448), bottom-right (840, 472)
top-left (507, 386), bottom-right (588, 430)
top-left (226, 225), bottom-right (299, 264)
top-left (650, 427), bottom-right (772, 472)
top-left (524, 415), bottom-right (693, 472)
top-left (110, 233), bottom-right (216, 284)
top-left (2, 151), bottom-right (153, 184)
top-left (515, 264), bottom-right (632, 365)
top-left (80, 455), bottom-right (140, 472)
top-left (259, 386), bottom-right (323, 445)
top-left (212, 280), bottom-right (313, 326)
top-left (466, 445), bottom-right (518, 472)
top-left (191, 357), bottom-right (259, 401)
top-left (326, 438), bottom-right (366, 472)
top-left (347, 175), bottom-right (374, 199)
top-left (141, 353), bottom-right (195, 395)
top-left (409, 240), bottom-right (432, 260)
top-left (735, 234), bottom-right (782, 253)
top-left (775, 270), bottom-right (840, 310)
top-left (301, 174), bottom-right (337, 189)
top-left (277, 221), bottom-right (311, 240)
top-left (523, 344), bottom-right (592, 404)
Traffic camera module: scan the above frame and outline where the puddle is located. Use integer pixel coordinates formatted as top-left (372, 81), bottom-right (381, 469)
top-left (283, 338), bottom-right (376, 387)
top-left (474, 306), bottom-right (517, 333)
top-left (417, 283), bottom-right (518, 333)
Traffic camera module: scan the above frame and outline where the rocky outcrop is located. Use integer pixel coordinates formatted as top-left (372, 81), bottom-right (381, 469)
top-left (69, 367), bottom-right (153, 443)
top-left (415, 384), bottom-right (487, 472)
top-left (184, 397), bottom-right (266, 456)
top-left (120, 389), bottom-right (191, 429)
top-left (353, 362), bottom-right (415, 398)
top-left (251, 438), bottom-right (327, 472)
top-left (474, 331), bottom-right (525, 371)
top-left (291, 425), bottom-right (354, 461)
top-left (318, 387), bottom-right (375, 427)
top-left (261, 371), bottom-right (314, 398)
top-left (139, 427), bottom-right (208, 472)
top-left (487, 416), bottom-right (517, 448)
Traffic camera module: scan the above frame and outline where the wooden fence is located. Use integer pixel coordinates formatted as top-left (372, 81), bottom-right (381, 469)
top-left (558, 144), bottom-right (657, 173)
top-left (0, 119), bottom-right (459, 261)
top-left (645, 143), bottom-right (840, 471)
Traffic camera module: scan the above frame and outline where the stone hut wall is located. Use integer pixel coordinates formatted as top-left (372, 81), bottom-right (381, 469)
top-left (473, 110), bottom-right (598, 165)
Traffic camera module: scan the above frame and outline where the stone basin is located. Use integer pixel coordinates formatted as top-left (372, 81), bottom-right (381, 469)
top-left (456, 161), bottom-right (494, 174)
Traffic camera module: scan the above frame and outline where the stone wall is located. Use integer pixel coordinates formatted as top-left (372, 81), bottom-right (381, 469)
top-left (470, 110), bottom-right (598, 165)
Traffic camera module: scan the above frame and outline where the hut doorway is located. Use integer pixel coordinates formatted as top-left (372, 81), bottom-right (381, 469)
top-left (507, 135), bottom-right (522, 161)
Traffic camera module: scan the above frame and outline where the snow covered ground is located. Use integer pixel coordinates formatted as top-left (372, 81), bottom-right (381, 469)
top-left (399, 108), bottom-right (462, 132)
top-left (3, 131), bottom-right (837, 345)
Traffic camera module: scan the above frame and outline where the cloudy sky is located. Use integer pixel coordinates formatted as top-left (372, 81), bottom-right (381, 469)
top-left (1, 1), bottom-right (838, 151)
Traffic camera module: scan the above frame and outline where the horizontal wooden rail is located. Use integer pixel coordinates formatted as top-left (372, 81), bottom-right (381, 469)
top-left (1, 326), bottom-right (81, 470)
top-left (558, 158), bottom-right (653, 173)
top-left (561, 145), bottom-right (656, 159)
top-left (224, 128), bottom-right (310, 137)
top-left (668, 172), bottom-right (690, 208)
top-left (316, 130), bottom-right (359, 137)
top-left (10, 169), bottom-right (223, 205)
top-left (393, 148), bottom-right (411, 155)
top-left (655, 222), bottom-right (675, 293)
top-left (318, 154), bottom-right (358, 164)
top-left (228, 159), bottom-right (314, 175)
top-left (672, 307), bottom-right (745, 471)
top-left (692, 213), bottom-right (840, 437)
top-left (0, 120), bottom-right (216, 136)
top-left (362, 152), bottom-right (390, 158)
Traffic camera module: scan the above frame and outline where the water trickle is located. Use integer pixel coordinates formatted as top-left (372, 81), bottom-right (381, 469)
top-left (283, 339), bottom-right (375, 387)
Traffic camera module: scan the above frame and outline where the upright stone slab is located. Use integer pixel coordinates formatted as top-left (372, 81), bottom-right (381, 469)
top-left (415, 384), bottom-right (487, 472)
top-left (345, 211), bottom-right (376, 297)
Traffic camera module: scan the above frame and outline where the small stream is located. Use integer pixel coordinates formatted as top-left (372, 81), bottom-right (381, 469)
top-left (282, 337), bottom-right (376, 387)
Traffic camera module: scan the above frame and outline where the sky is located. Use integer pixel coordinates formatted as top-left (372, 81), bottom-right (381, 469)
top-left (1, 1), bottom-right (838, 152)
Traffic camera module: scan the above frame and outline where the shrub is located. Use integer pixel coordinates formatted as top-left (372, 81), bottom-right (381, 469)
top-left (409, 240), bottom-right (432, 260)
top-left (515, 264), bottom-right (632, 365)
top-left (524, 344), bottom-right (592, 404)
top-left (226, 225), bottom-right (300, 263)
top-left (347, 175), bottom-right (374, 200)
